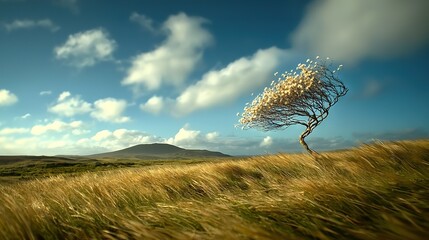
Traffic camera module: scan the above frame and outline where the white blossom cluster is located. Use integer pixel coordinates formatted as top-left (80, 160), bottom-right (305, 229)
top-left (238, 57), bottom-right (344, 130)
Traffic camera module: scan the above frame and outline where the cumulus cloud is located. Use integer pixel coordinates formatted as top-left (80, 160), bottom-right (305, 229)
top-left (140, 47), bottom-right (294, 115)
top-left (0, 124), bottom-right (263, 155)
top-left (3, 19), bottom-right (60, 32)
top-left (292, 0), bottom-right (429, 64)
top-left (140, 95), bottom-right (164, 114)
top-left (130, 12), bottom-right (155, 32)
top-left (91, 129), bottom-right (112, 141)
top-left (31, 120), bottom-right (83, 135)
top-left (161, 125), bottom-right (300, 155)
top-left (172, 47), bottom-right (288, 115)
top-left (122, 13), bottom-right (212, 93)
top-left (260, 136), bottom-right (273, 147)
top-left (166, 125), bottom-right (201, 146)
top-left (48, 92), bottom-right (130, 123)
top-left (91, 98), bottom-right (130, 123)
top-left (163, 125), bottom-right (254, 154)
top-left (206, 132), bottom-right (219, 141)
top-left (48, 91), bottom-right (92, 117)
top-left (0, 89), bottom-right (18, 106)
top-left (54, 28), bottom-right (117, 68)
top-left (0, 127), bottom-right (29, 135)
top-left (58, 91), bottom-right (71, 101)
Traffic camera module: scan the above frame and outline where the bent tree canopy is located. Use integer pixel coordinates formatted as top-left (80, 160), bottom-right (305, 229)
top-left (238, 57), bottom-right (348, 154)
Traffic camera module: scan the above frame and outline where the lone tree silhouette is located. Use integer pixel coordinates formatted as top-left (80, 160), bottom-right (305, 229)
top-left (238, 57), bottom-right (348, 154)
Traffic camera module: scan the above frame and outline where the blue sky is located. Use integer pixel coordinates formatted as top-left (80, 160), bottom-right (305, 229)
top-left (1, 0), bottom-right (428, 155)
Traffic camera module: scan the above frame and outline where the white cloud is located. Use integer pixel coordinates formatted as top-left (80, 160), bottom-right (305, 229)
top-left (71, 129), bottom-right (90, 135)
top-left (206, 131), bottom-right (219, 141)
top-left (166, 125), bottom-right (201, 146)
top-left (0, 89), bottom-right (18, 106)
top-left (145, 47), bottom-right (290, 115)
top-left (31, 120), bottom-right (83, 135)
top-left (163, 125), bottom-right (281, 154)
top-left (292, 0), bottom-right (429, 64)
top-left (0, 127), bottom-right (29, 135)
top-left (21, 113), bottom-right (31, 119)
top-left (91, 130), bottom-right (112, 141)
top-left (140, 95), bottom-right (164, 114)
top-left (260, 136), bottom-right (273, 147)
top-left (130, 12), bottom-right (155, 32)
top-left (174, 47), bottom-right (287, 115)
top-left (48, 91), bottom-right (92, 117)
top-left (88, 128), bottom-right (161, 151)
top-left (54, 28), bottom-right (117, 68)
top-left (58, 91), bottom-right (71, 101)
top-left (3, 19), bottom-right (60, 32)
top-left (39, 90), bottom-right (52, 96)
top-left (122, 13), bottom-right (212, 93)
top-left (91, 98), bottom-right (130, 123)
top-left (48, 92), bottom-right (130, 123)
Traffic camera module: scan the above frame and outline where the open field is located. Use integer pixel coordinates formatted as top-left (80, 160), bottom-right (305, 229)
top-left (1, 140), bottom-right (429, 239)
top-left (0, 156), bottom-right (214, 185)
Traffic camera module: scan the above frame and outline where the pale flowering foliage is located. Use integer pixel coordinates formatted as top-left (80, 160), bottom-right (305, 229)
top-left (238, 57), bottom-right (348, 153)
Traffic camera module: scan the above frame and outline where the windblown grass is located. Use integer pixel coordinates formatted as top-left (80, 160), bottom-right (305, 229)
top-left (1, 140), bottom-right (429, 239)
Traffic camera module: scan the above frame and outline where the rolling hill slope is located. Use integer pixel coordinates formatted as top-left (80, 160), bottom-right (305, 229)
top-left (89, 143), bottom-right (231, 159)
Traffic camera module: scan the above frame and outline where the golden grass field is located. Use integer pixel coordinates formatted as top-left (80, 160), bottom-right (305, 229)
top-left (1, 140), bottom-right (428, 239)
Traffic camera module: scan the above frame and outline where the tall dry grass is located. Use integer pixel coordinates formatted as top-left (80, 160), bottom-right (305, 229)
top-left (1, 140), bottom-right (429, 239)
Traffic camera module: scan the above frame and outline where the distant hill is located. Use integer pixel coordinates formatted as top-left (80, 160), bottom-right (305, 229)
top-left (88, 143), bottom-right (231, 159)
top-left (0, 155), bottom-right (76, 165)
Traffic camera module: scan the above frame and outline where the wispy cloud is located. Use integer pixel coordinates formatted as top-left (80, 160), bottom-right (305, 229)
top-left (20, 113), bottom-right (31, 119)
top-left (3, 19), bottom-right (60, 32)
top-left (122, 13), bottom-right (213, 93)
top-left (54, 28), bottom-right (117, 68)
top-left (39, 90), bottom-right (52, 96)
top-left (130, 12), bottom-right (156, 32)
top-left (0, 89), bottom-right (18, 106)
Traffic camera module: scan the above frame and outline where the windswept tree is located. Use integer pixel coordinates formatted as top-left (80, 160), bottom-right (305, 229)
top-left (238, 57), bottom-right (348, 154)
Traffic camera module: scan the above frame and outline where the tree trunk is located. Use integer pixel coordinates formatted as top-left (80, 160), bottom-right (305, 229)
top-left (299, 129), bottom-right (315, 155)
